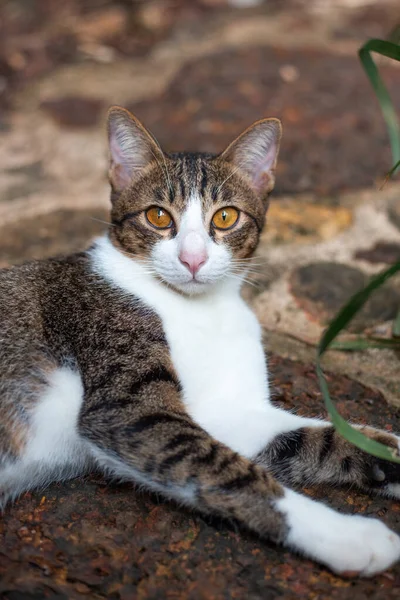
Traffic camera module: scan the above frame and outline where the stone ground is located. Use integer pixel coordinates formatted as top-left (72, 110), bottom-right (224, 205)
top-left (1, 0), bottom-right (400, 598)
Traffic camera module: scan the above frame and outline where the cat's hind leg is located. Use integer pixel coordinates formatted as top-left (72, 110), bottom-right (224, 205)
top-left (79, 382), bottom-right (400, 576)
top-left (0, 367), bottom-right (92, 507)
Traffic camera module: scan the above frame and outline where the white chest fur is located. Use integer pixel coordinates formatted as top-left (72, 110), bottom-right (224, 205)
top-left (92, 238), bottom-right (274, 457)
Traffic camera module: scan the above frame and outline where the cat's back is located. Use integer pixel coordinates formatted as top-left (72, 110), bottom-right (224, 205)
top-left (0, 261), bottom-right (44, 333)
top-left (0, 253), bottom-right (95, 354)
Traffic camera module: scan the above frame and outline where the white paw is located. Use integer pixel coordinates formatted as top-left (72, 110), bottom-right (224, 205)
top-left (386, 483), bottom-right (400, 499)
top-left (379, 436), bottom-right (400, 499)
top-left (276, 489), bottom-right (400, 576)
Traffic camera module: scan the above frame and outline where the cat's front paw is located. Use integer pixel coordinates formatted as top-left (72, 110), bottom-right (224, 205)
top-left (361, 431), bottom-right (400, 498)
top-left (278, 489), bottom-right (400, 576)
top-left (327, 516), bottom-right (400, 577)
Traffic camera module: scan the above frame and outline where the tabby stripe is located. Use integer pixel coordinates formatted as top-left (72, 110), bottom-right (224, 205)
top-left (221, 469), bottom-right (258, 491)
top-left (213, 454), bottom-right (239, 474)
top-left (200, 164), bottom-right (208, 197)
top-left (341, 456), bottom-right (353, 473)
top-left (84, 368), bottom-right (180, 414)
top-left (159, 448), bottom-right (194, 473)
top-left (129, 366), bottom-right (178, 397)
top-left (124, 413), bottom-right (197, 437)
top-left (273, 429), bottom-right (306, 463)
top-left (211, 185), bottom-right (219, 203)
top-left (155, 188), bottom-right (165, 203)
top-left (191, 443), bottom-right (219, 466)
top-left (88, 362), bottom-right (124, 390)
top-left (163, 433), bottom-right (203, 452)
top-left (319, 427), bottom-right (335, 463)
top-left (179, 176), bottom-right (186, 200)
top-left (113, 210), bottom-right (143, 226)
top-left (168, 183), bottom-right (175, 204)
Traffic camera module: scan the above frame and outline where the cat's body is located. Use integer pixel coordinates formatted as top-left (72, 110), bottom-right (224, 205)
top-left (1, 108), bottom-right (400, 577)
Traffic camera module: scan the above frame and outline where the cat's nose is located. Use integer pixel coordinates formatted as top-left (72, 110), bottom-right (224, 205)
top-left (179, 249), bottom-right (207, 277)
top-left (179, 232), bottom-right (208, 277)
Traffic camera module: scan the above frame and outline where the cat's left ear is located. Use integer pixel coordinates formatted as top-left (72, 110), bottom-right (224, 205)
top-left (220, 118), bottom-right (282, 196)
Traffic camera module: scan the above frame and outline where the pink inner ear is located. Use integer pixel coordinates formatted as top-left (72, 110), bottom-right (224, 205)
top-left (250, 140), bottom-right (277, 192)
top-left (110, 130), bottom-right (134, 189)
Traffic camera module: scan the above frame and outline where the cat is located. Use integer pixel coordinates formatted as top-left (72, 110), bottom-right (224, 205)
top-left (1, 106), bottom-right (400, 577)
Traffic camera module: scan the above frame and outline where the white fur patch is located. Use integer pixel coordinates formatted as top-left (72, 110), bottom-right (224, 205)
top-left (0, 368), bottom-right (90, 502)
top-left (27, 368), bottom-right (84, 463)
top-left (151, 194), bottom-right (232, 295)
top-left (276, 488), bottom-right (400, 576)
top-left (91, 236), bottom-right (329, 459)
top-left (386, 483), bottom-right (400, 499)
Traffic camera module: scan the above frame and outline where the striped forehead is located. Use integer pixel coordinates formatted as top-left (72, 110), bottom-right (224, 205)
top-left (169, 154), bottom-right (217, 203)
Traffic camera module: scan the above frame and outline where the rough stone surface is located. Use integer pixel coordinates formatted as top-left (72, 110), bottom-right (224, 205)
top-left (1, 0), bottom-right (400, 597)
top-left (1, 356), bottom-right (400, 600)
top-left (289, 262), bottom-right (400, 331)
top-left (355, 242), bottom-right (400, 264)
top-left (129, 46), bottom-right (400, 195)
top-left (0, 209), bottom-right (108, 267)
top-left (40, 97), bottom-right (104, 128)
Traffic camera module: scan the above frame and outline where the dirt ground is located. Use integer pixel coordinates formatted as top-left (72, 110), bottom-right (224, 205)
top-left (1, 1), bottom-right (400, 598)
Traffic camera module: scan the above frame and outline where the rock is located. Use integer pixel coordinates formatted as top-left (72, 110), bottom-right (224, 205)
top-left (0, 208), bottom-right (109, 267)
top-left (263, 199), bottom-right (353, 244)
top-left (290, 262), bottom-right (400, 331)
top-left (40, 96), bottom-right (104, 128)
top-left (355, 242), bottom-right (400, 264)
top-left (129, 45), bottom-right (400, 195)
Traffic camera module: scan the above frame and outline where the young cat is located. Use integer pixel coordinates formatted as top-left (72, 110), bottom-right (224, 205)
top-left (1, 107), bottom-right (400, 577)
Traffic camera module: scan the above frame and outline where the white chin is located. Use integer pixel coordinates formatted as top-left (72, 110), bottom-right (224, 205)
top-left (169, 279), bottom-right (215, 296)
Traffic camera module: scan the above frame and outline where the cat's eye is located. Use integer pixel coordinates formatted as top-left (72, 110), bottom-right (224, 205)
top-left (146, 207), bottom-right (173, 230)
top-left (212, 207), bottom-right (240, 230)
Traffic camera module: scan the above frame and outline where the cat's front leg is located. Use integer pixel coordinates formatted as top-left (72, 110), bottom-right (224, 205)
top-left (78, 383), bottom-right (400, 576)
top-left (254, 407), bottom-right (400, 498)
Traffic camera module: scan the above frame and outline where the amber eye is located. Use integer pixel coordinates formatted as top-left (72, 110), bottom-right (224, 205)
top-left (212, 207), bottom-right (240, 230)
top-left (146, 207), bottom-right (173, 229)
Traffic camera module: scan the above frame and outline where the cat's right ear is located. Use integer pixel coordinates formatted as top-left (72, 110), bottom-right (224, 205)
top-left (107, 107), bottom-right (163, 194)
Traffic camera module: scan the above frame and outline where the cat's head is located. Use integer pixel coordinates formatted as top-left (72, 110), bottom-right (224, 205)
top-left (107, 107), bottom-right (281, 295)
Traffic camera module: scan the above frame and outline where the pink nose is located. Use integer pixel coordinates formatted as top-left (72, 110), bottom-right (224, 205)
top-left (179, 249), bottom-right (207, 277)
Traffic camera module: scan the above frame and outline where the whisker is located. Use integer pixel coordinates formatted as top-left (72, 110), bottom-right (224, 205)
top-left (88, 217), bottom-right (116, 227)
top-left (231, 258), bottom-right (270, 265)
top-left (227, 273), bottom-right (261, 289)
top-left (230, 263), bottom-right (269, 270)
top-left (216, 161), bottom-right (249, 195)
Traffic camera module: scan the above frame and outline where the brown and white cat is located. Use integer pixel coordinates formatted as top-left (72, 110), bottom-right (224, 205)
top-left (1, 107), bottom-right (400, 577)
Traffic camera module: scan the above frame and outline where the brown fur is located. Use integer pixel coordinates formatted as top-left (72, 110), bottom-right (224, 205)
top-left (0, 107), bottom-right (399, 561)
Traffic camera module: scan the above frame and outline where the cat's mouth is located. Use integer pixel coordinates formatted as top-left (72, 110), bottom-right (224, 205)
top-left (159, 273), bottom-right (218, 296)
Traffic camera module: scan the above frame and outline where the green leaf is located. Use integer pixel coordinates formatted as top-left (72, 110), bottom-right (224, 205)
top-left (331, 337), bottom-right (400, 351)
top-left (317, 261), bottom-right (400, 463)
top-left (359, 39), bottom-right (400, 171)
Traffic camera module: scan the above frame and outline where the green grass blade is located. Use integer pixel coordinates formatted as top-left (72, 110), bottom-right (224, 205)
top-left (317, 261), bottom-right (400, 463)
top-left (386, 158), bottom-right (400, 179)
top-left (319, 262), bottom-right (400, 350)
top-left (381, 159), bottom-right (400, 188)
top-left (359, 39), bottom-right (400, 171)
top-left (331, 337), bottom-right (400, 351)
